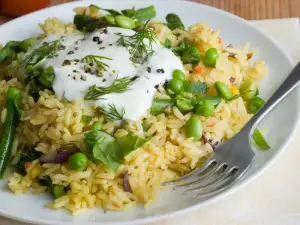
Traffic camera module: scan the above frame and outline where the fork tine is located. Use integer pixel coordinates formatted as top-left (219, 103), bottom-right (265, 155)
top-left (184, 164), bottom-right (229, 192)
top-left (162, 158), bottom-right (216, 186)
top-left (174, 162), bottom-right (219, 188)
top-left (192, 168), bottom-right (239, 198)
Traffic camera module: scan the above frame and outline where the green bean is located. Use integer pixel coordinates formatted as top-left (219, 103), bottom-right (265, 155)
top-left (172, 69), bottom-right (185, 81)
top-left (115, 15), bottom-right (136, 29)
top-left (167, 78), bottom-right (184, 95)
top-left (198, 96), bottom-right (221, 106)
top-left (215, 81), bottom-right (233, 100)
top-left (68, 152), bottom-right (88, 171)
top-left (195, 100), bottom-right (215, 117)
top-left (203, 48), bottom-right (219, 67)
top-left (181, 46), bottom-right (200, 64)
top-left (248, 96), bottom-right (265, 114)
top-left (19, 38), bottom-right (37, 52)
top-left (0, 87), bottom-right (22, 178)
top-left (150, 98), bottom-right (176, 115)
top-left (240, 78), bottom-right (258, 101)
top-left (132, 5), bottom-right (156, 21)
top-left (104, 15), bottom-right (116, 25)
top-left (185, 117), bottom-right (202, 140)
top-left (122, 8), bottom-right (136, 18)
top-left (166, 13), bottom-right (185, 30)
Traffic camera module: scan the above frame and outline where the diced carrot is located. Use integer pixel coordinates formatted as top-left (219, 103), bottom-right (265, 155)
top-left (230, 86), bottom-right (239, 95)
top-left (207, 123), bottom-right (215, 128)
top-left (24, 162), bottom-right (31, 169)
top-left (218, 38), bottom-right (223, 44)
top-left (113, 203), bottom-right (121, 209)
top-left (194, 66), bottom-right (203, 74)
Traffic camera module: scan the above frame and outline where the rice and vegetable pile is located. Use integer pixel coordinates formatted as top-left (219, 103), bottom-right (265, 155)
top-left (0, 4), bottom-right (269, 214)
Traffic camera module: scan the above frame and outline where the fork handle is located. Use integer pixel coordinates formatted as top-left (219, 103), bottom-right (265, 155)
top-left (243, 61), bottom-right (300, 135)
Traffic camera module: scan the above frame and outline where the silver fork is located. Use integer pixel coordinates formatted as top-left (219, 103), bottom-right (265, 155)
top-left (163, 61), bottom-right (300, 198)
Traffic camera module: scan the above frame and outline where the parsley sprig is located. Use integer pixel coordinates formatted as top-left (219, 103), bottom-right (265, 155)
top-left (116, 21), bottom-right (156, 64)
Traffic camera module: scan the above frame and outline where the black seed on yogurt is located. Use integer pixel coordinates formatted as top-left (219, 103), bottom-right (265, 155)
top-left (109, 44), bottom-right (113, 46)
top-left (147, 67), bottom-right (151, 73)
top-left (98, 41), bottom-right (103, 45)
top-left (74, 47), bottom-right (79, 51)
top-left (99, 47), bottom-right (106, 50)
top-left (154, 84), bottom-right (159, 89)
top-left (156, 69), bottom-right (165, 73)
top-left (102, 79), bottom-right (107, 82)
top-left (67, 51), bottom-right (74, 55)
top-left (130, 76), bottom-right (139, 81)
top-left (62, 60), bottom-right (71, 66)
top-left (93, 36), bottom-right (100, 42)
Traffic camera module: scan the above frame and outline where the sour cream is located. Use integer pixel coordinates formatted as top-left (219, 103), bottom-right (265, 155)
top-left (29, 27), bottom-right (183, 120)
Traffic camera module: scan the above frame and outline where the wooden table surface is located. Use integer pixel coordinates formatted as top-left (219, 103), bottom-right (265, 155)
top-left (0, 0), bottom-right (299, 23)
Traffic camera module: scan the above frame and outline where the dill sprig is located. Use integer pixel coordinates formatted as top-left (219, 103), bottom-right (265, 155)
top-left (22, 40), bottom-right (65, 68)
top-left (98, 104), bottom-right (125, 121)
top-left (116, 21), bottom-right (156, 64)
top-left (85, 76), bottom-right (133, 100)
top-left (81, 55), bottom-right (112, 72)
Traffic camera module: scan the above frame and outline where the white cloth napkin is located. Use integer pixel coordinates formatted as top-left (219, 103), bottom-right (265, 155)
top-left (1, 18), bottom-right (300, 225)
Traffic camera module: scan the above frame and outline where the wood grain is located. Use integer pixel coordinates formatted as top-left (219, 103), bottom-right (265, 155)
top-left (194, 0), bottom-right (300, 20)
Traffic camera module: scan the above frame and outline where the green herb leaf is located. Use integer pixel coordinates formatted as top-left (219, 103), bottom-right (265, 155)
top-left (15, 148), bottom-right (43, 175)
top-left (183, 81), bottom-right (207, 94)
top-left (85, 76), bottom-right (133, 100)
top-left (166, 13), bottom-right (185, 30)
top-left (92, 133), bottom-right (146, 170)
top-left (38, 65), bottom-right (55, 88)
top-left (98, 104), bottom-right (125, 121)
top-left (116, 21), bottom-right (156, 64)
top-left (172, 40), bottom-right (188, 56)
top-left (74, 14), bottom-right (108, 33)
top-left (252, 128), bottom-right (270, 150)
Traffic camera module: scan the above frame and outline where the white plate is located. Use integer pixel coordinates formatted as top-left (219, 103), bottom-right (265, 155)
top-left (0, 1), bottom-right (298, 224)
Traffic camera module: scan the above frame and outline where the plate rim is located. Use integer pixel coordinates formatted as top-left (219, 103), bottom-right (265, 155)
top-left (0, 1), bottom-right (297, 225)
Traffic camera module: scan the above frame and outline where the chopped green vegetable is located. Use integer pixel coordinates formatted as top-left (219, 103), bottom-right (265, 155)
top-left (131, 5), bottom-right (156, 21)
top-left (19, 38), bottom-right (36, 52)
top-left (0, 41), bottom-right (21, 64)
top-left (104, 15), bottom-right (116, 25)
top-left (248, 96), bottom-right (265, 114)
top-left (176, 93), bottom-right (198, 111)
top-left (38, 176), bottom-right (68, 199)
top-left (98, 104), bottom-right (125, 121)
top-left (252, 128), bottom-right (270, 150)
top-left (172, 40), bottom-right (189, 56)
top-left (150, 98), bottom-right (176, 115)
top-left (167, 78), bottom-right (184, 95)
top-left (183, 80), bottom-right (207, 94)
top-left (38, 65), bottom-right (55, 88)
top-left (85, 76), bottom-right (134, 100)
top-left (115, 15), bottom-right (136, 29)
top-left (15, 148), bottom-right (43, 175)
top-left (195, 100), bottom-right (215, 117)
top-left (92, 133), bottom-right (146, 170)
top-left (215, 81), bottom-right (233, 100)
top-left (84, 130), bottom-right (114, 151)
top-left (74, 14), bottom-right (108, 33)
top-left (122, 8), bottom-right (136, 17)
top-left (203, 48), bottom-right (219, 67)
top-left (68, 152), bottom-right (88, 171)
top-left (198, 96), bottom-right (221, 106)
top-left (185, 117), bottom-right (202, 140)
top-left (100, 8), bottom-right (122, 16)
top-left (142, 122), bottom-right (150, 132)
top-left (240, 78), bottom-right (258, 101)
top-left (81, 115), bottom-right (93, 124)
top-left (166, 13), bottom-right (185, 30)
top-left (164, 39), bottom-right (172, 49)
top-left (181, 46), bottom-right (201, 64)
top-left (0, 87), bottom-right (22, 178)
top-left (92, 121), bottom-right (102, 132)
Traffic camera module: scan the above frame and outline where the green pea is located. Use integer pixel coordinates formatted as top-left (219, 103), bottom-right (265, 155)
top-left (240, 78), bottom-right (258, 101)
top-left (185, 117), bottom-right (203, 140)
top-left (167, 78), bottom-right (184, 95)
top-left (204, 48), bottom-right (219, 67)
top-left (92, 121), bottom-right (102, 132)
top-left (195, 100), bottom-right (215, 117)
top-left (115, 15), bottom-right (136, 29)
top-left (172, 69), bottom-right (185, 81)
top-left (215, 81), bottom-right (233, 100)
top-left (68, 152), bottom-right (88, 171)
top-left (248, 96), bottom-right (265, 114)
top-left (104, 15), bottom-right (116, 25)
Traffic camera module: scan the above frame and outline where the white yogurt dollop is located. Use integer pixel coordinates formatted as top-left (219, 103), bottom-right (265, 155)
top-left (30, 27), bottom-right (183, 120)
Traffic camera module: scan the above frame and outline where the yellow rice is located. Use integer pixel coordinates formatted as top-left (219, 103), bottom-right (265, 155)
top-left (4, 6), bottom-right (267, 215)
